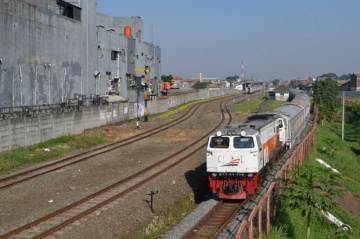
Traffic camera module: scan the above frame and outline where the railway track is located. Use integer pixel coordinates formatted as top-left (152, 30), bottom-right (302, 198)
top-left (180, 100), bottom-right (240, 239)
top-left (0, 96), bottom-right (238, 239)
top-left (184, 202), bottom-right (243, 239)
top-left (0, 94), bottom-right (238, 191)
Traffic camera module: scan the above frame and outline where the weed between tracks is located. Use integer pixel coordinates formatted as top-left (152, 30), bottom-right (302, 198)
top-left (270, 107), bottom-right (360, 239)
top-left (149, 93), bottom-right (237, 121)
top-left (122, 192), bottom-right (196, 239)
top-left (0, 133), bottom-right (108, 173)
top-left (260, 100), bottom-right (284, 112)
top-left (233, 97), bottom-right (263, 113)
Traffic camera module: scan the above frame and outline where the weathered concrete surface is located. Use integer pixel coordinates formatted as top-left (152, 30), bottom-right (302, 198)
top-left (0, 0), bottom-right (161, 107)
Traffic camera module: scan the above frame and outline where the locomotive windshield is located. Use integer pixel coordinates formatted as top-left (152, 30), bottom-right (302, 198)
top-left (233, 137), bottom-right (255, 148)
top-left (210, 137), bottom-right (230, 148)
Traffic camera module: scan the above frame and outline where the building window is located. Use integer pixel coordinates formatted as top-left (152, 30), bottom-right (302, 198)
top-left (111, 51), bottom-right (119, 61)
top-left (57, 0), bottom-right (81, 21)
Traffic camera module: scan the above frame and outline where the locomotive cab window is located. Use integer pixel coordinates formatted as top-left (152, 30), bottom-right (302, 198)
top-left (210, 137), bottom-right (230, 148)
top-left (234, 137), bottom-right (255, 149)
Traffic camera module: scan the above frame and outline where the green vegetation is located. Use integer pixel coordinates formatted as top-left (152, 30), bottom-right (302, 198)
top-left (259, 100), bottom-right (284, 112)
top-left (281, 165), bottom-right (339, 239)
top-left (149, 100), bottom-right (197, 121)
top-left (123, 192), bottom-right (196, 239)
top-left (233, 97), bottom-right (263, 113)
top-left (313, 77), bottom-right (339, 122)
top-left (233, 95), bottom-right (282, 113)
top-left (272, 79), bottom-right (280, 87)
top-left (0, 134), bottom-right (108, 173)
top-left (192, 82), bottom-right (209, 89)
top-left (272, 103), bottom-right (360, 239)
top-left (149, 94), bottom-right (234, 121)
top-left (161, 74), bottom-right (173, 84)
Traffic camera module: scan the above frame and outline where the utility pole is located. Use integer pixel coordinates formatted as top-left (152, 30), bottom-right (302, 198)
top-left (96, 25), bottom-right (105, 96)
top-left (144, 66), bottom-right (150, 122)
top-left (342, 91), bottom-right (345, 141)
top-left (240, 61), bottom-right (245, 82)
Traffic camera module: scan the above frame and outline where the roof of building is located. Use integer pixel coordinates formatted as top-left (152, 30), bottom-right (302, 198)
top-left (275, 85), bottom-right (289, 94)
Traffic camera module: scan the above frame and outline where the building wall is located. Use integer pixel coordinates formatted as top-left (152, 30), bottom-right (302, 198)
top-left (95, 14), bottom-right (161, 101)
top-left (0, 0), bottom-right (98, 107)
top-left (0, 0), bottom-right (161, 108)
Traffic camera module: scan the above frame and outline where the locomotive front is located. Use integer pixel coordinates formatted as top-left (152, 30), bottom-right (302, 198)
top-left (206, 128), bottom-right (262, 200)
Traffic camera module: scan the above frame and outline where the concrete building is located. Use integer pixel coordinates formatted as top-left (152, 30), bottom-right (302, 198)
top-left (0, 0), bottom-right (161, 108)
top-left (351, 72), bottom-right (360, 91)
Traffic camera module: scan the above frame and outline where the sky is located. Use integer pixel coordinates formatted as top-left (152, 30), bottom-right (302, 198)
top-left (97, 0), bottom-right (360, 81)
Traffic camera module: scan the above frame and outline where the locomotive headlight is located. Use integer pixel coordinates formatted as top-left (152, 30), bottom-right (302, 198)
top-left (216, 131), bottom-right (222, 137)
top-left (240, 130), bottom-right (246, 137)
top-left (212, 173), bottom-right (217, 177)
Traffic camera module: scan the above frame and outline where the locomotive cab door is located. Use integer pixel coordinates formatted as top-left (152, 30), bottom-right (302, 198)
top-left (277, 119), bottom-right (286, 145)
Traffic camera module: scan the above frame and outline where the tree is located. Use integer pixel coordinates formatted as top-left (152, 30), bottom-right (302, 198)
top-left (226, 75), bottom-right (240, 87)
top-left (192, 82), bottom-right (209, 89)
top-left (319, 72), bottom-right (338, 79)
top-left (313, 77), bottom-right (339, 122)
top-left (282, 166), bottom-right (339, 239)
top-left (272, 79), bottom-right (280, 87)
top-left (289, 80), bottom-right (302, 89)
top-left (161, 74), bottom-right (173, 84)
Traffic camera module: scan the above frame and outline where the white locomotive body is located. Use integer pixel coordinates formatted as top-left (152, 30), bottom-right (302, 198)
top-left (207, 90), bottom-right (311, 199)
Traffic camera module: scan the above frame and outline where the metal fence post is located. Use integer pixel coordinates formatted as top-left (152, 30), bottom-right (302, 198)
top-left (258, 205), bottom-right (263, 239)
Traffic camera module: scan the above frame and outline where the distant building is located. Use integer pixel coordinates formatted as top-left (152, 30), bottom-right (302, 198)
top-left (274, 85), bottom-right (290, 101)
top-left (350, 73), bottom-right (360, 91)
top-left (338, 80), bottom-right (351, 91)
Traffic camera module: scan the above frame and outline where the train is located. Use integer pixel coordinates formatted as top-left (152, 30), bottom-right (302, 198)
top-left (206, 90), bottom-right (311, 200)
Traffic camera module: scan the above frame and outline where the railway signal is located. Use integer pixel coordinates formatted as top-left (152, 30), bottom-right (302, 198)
top-left (134, 66), bottom-right (151, 122)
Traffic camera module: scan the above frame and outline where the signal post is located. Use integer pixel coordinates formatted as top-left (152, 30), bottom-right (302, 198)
top-left (134, 66), bottom-right (151, 122)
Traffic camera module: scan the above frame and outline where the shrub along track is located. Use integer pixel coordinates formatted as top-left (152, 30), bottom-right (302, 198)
top-left (0, 94), bottom-right (239, 191)
top-left (0, 95), bottom-right (244, 239)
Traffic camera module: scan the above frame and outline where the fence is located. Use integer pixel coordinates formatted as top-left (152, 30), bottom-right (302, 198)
top-left (234, 107), bottom-right (318, 239)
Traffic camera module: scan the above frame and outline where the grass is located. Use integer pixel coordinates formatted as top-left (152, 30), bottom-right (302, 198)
top-left (122, 192), bottom-right (196, 239)
top-left (271, 106), bottom-right (360, 239)
top-left (233, 97), bottom-right (263, 113)
top-left (0, 133), bottom-right (108, 174)
top-left (149, 100), bottom-right (198, 121)
top-left (260, 100), bottom-right (285, 112)
top-left (233, 96), bottom-right (283, 114)
top-left (149, 93), bottom-right (239, 121)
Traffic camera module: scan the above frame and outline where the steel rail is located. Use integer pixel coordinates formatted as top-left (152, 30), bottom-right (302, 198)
top-left (183, 202), bottom-right (244, 239)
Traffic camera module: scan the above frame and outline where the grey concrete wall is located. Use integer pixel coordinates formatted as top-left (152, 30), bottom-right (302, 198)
top-left (95, 13), bottom-right (161, 101)
top-left (0, 89), bottom-right (237, 152)
top-left (0, 0), bottom-right (161, 107)
top-left (0, 0), bottom-right (99, 107)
